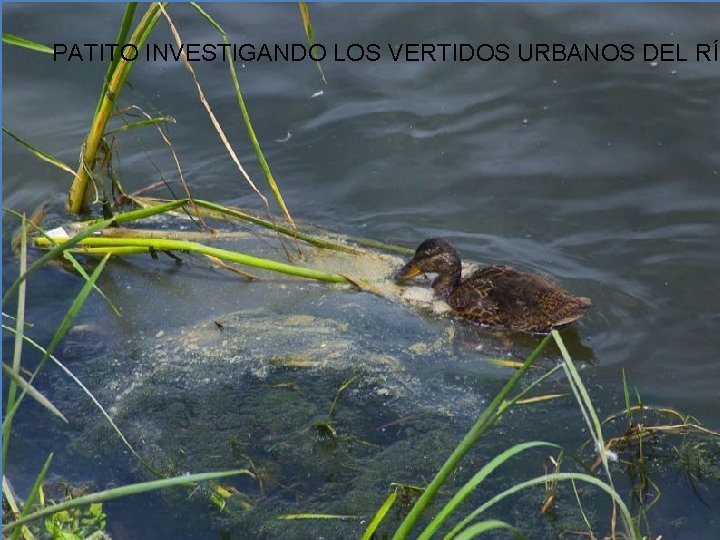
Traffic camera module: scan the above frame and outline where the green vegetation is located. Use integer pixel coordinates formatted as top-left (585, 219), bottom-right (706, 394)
top-left (353, 335), bottom-right (720, 539)
top-left (3, 3), bottom-right (341, 537)
top-left (356, 331), bottom-right (637, 540)
top-left (4, 3), bottom-right (719, 540)
top-left (2, 213), bottom-right (255, 539)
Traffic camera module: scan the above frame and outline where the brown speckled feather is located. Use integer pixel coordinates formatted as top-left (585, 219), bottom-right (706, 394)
top-left (447, 277), bottom-right (500, 323)
top-left (450, 265), bottom-right (591, 332)
top-left (396, 240), bottom-right (592, 333)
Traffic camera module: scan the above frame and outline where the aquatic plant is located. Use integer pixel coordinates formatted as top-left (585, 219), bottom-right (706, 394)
top-left (2, 4), bottom-right (379, 536)
top-left (354, 333), bottom-right (720, 539)
top-left (355, 332), bottom-right (639, 539)
top-left (2, 215), bottom-right (254, 539)
top-left (4, 2), bottom-right (376, 281)
top-left (5, 4), bottom-right (718, 539)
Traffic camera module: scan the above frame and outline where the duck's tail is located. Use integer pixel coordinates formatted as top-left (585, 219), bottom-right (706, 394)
top-left (576, 296), bottom-right (592, 309)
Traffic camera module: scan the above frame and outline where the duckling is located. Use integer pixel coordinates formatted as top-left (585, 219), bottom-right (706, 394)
top-left (396, 238), bottom-right (591, 333)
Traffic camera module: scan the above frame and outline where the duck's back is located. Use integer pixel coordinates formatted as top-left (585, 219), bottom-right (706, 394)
top-left (448, 265), bottom-right (591, 333)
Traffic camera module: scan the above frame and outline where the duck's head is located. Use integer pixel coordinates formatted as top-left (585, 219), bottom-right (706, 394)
top-left (395, 238), bottom-right (461, 283)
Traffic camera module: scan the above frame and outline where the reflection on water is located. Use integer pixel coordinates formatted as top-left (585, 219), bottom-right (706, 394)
top-left (4, 2), bottom-right (720, 539)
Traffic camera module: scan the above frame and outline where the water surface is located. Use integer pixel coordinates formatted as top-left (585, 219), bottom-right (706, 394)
top-left (3, 3), bottom-right (720, 539)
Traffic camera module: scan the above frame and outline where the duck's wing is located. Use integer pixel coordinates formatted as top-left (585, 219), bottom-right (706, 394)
top-left (447, 275), bottom-right (503, 325)
top-left (467, 264), bottom-right (522, 282)
top-left (479, 266), bottom-right (591, 332)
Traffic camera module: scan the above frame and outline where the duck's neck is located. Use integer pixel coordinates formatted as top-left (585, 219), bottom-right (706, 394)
top-left (432, 266), bottom-right (462, 298)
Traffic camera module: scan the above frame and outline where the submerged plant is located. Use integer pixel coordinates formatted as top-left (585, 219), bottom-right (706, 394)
top-left (599, 388), bottom-right (720, 518)
top-left (356, 336), bottom-right (720, 540)
top-left (356, 331), bottom-right (642, 540)
top-left (43, 501), bottom-right (108, 540)
top-left (1, 212), bottom-right (254, 538)
top-left (6, 4), bottom-right (717, 540)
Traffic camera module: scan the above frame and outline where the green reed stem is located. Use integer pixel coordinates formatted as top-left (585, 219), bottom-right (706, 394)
top-left (3, 469), bottom-right (252, 533)
top-left (34, 236), bottom-right (349, 284)
top-left (2, 200), bottom-right (186, 306)
top-left (69, 2), bottom-right (165, 214)
top-left (138, 197), bottom-right (362, 254)
top-left (190, 2), bottom-right (295, 226)
top-left (391, 334), bottom-right (553, 539)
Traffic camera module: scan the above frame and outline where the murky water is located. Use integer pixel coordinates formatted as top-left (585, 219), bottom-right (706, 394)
top-left (3, 3), bottom-right (720, 539)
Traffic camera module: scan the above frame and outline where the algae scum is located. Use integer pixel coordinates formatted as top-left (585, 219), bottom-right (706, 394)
top-left (33, 222), bottom-right (706, 539)
top-left (58, 231), bottom-right (529, 536)
top-left (27, 215), bottom-right (610, 538)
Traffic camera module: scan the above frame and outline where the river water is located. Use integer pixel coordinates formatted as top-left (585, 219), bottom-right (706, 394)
top-left (3, 3), bottom-right (720, 539)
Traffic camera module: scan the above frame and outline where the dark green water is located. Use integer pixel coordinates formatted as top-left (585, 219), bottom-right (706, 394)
top-left (3, 3), bottom-right (720, 539)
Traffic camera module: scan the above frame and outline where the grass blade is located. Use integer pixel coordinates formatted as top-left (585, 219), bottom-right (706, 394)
top-left (497, 364), bottom-right (564, 417)
top-left (361, 489), bottom-right (398, 540)
top-left (95, 3), bottom-right (138, 117)
top-left (2, 478), bottom-right (22, 531)
top-left (2, 128), bottom-right (75, 175)
top-left (454, 520), bottom-right (525, 540)
top-left (6, 210), bottom-right (122, 317)
top-left (622, 368), bottom-right (632, 412)
top-left (278, 513), bottom-right (359, 520)
top-left (2, 324), bottom-right (158, 477)
top-left (552, 330), bottom-right (613, 480)
top-left (2, 254), bottom-right (111, 436)
top-left (2, 199), bottom-right (187, 306)
top-left (105, 115), bottom-right (175, 136)
top-left (61, 251), bottom-right (121, 316)
top-left (418, 442), bottom-right (560, 540)
top-left (188, 2), bottom-right (223, 33)
top-left (69, 2), bottom-right (165, 213)
top-left (298, 2), bottom-right (326, 84)
top-left (189, 3), bottom-right (296, 227)
top-left (9, 453), bottom-right (54, 540)
top-left (2, 33), bottom-right (53, 54)
top-left (444, 472), bottom-right (639, 540)
top-left (2, 219), bottom-right (28, 472)
top-left (328, 374), bottom-right (359, 419)
top-left (2, 469), bottom-right (252, 533)
top-left (33, 236), bottom-right (349, 284)
top-left (162, 4), bottom-right (274, 227)
top-left (143, 197), bottom-right (361, 254)
top-left (2, 363), bottom-right (68, 424)
top-left (391, 334), bottom-right (553, 539)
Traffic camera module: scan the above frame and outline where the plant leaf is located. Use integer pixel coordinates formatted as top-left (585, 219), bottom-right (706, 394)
top-left (278, 513), bottom-right (359, 520)
top-left (188, 3), bottom-right (296, 227)
top-left (2, 364), bottom-right (67, 423)
top-left (105, 116), bottom-right (176, 135)
top-left (3, 469), bottom-right (253, 533)
top-left (391, 334), bottom-right (553, 539)
top-left (418, 442), bottom-right (559, 540)
top-left (2, 128), bottom-right (75, 175)
top-left (454, 520), bottom-right (525, 540)
top-left (2, 254), bottom-right (111, 437)
top-left (10, 453), bottom-right (54, 540)
top-left (361, 489), bottom-right (397, 540)
top-left (95, 3), bottom-right (138, 116)
top-left (298, 3), bottom-right (326, 84)
top-left (2, 199), bottom-right (187, 306)
top-left (2, 218), bottom-right (28, 472)
top-left (2, 33), bottom-right (53, 54)
top-left (443, 472), bottom-right (639, 540)
top-left (33, 236), bottom-right (348, 284)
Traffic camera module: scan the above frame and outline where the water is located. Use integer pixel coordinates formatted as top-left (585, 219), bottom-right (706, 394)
top-left (3, 3), bottom-right (720, 539)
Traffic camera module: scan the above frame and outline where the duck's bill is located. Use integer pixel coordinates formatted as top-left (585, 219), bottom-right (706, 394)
top-left (395, 262), bottom-right (423, 281)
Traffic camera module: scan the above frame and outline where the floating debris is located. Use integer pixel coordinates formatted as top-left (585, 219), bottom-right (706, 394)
top-left (275, 131), bottom-right (292, 143)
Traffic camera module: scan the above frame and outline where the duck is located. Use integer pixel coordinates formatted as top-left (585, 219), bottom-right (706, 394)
top-left (395, 238), bottom-right (591, 333)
